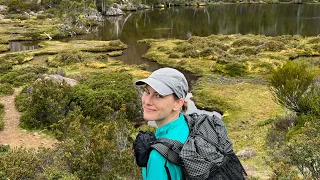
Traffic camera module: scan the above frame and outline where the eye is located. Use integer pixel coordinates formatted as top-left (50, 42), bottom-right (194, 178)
top-left (142, 87), bottom-right (150, 94)
top-left (155, 93), bottom-right (164, 98)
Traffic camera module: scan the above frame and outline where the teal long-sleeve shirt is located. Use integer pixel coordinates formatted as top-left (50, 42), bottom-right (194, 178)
top-left (142, 113), bottom-right (189, 180)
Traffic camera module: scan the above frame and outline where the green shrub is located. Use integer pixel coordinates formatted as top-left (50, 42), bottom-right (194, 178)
top-left (308, 37), bottom-right (320, 44)
top-left (266, 114), bottom-right (297, 148)
top-left (285, 114), bottom-right (320, 179)
top-left (188, 36), bottom-right (208, 44)
top-left (223, 62), bottom-right (248, 77)
top-left (231, 38), bottom-right (263, 47)
top-left (109, 39), bottom-right (122, 46)
top-left (4, 13), bottom-right (29, 20)
top-left (18, 77), bottom-right (73, 130)
top-left (274, 35), bottom-right (299, 44)
top-left (0, 147), bottom-right (42, 179)
top-left (298, 85), bottom-right (320, 116)
top-left (168, 53), bottom-right (180, 58)
top-left (269, 61), bottom-right (315, 113)
top-left (173, 42), bottom-right (194, 52)
top-left (182, 49), bottom-right (200, 58)
top-left (259, 40), bottom-right (285, 52)
top-left (72, 72), bottom-right (141, 122)
top-left (0, 61), bottom-right (14, 75)
top-left (230, 46), bottom-right (259, 56)
top-left (51, 108), bottom-right (141, 179)
top-left (0, 84), bottom-right (13, 96)
top-left (207, 42), bottom-right (229, 51)
top-left (0, 65), bottom-right (48, 87)
top-left (48, 49), bottom-right (84, 66)
top-left (157, 46), bottom-right (170, 51)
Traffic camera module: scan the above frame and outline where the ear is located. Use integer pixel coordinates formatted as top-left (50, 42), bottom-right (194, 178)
top-left (173, 98), bottom-right (185, 111)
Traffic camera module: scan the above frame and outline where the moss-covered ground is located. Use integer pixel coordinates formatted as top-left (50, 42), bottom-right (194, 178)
top-left (139, 34), bottom-right (320, 178)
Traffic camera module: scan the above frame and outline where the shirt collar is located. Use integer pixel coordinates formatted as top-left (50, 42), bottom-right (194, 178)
top-left (155, 113), bottom-right (184, 137)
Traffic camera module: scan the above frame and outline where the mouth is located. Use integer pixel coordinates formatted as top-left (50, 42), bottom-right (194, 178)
top-left (144, 107), bottom-right (156, 112)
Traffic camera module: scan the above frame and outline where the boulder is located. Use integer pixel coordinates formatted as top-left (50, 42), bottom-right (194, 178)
top-left (0, 14), bottom-right (4, 20)
top-left (236, 148), bottom-right (257, 159)
top-left (86, 8), bottom-right (104, 22)
top-left (104, 7), bottom-right (124, 16)
top-left (0, 5), bottom-right (8, 14)
top-left (41, 74), bottom-right (78, 86)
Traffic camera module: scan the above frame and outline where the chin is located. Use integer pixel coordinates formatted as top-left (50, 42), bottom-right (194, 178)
top-left (143, 115), bottom-right (156, 121)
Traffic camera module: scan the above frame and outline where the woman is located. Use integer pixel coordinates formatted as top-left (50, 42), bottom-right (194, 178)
top-left (135, 67), bottom-right (190, 180)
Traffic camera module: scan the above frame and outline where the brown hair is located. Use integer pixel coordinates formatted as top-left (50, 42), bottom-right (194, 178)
top-left (174, 94), bottom-right (188, 113)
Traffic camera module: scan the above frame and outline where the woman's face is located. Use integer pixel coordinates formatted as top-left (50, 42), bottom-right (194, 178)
top-left (141, 85), bottom-right (182, 127)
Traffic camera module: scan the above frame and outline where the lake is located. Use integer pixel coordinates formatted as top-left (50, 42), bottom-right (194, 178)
top-left (61, 4), bottom-right (320, 65)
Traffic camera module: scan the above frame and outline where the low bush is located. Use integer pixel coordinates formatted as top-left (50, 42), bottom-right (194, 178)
top-left (4, 13), bottom-right (29, 20)
top-left (231, 38), bottom-right (263, 47)
top-left (224, 62), bottom-right (248, 77)
top-left (0, 65), bottom-right (48, 87)
top-left (173, 42), bottom-right (194, 52)
top-left (46, 49), bottom-right (84, 67)
top-left (258, 40), bottom-right (286, 52)
top-left (298, 85), bottom-right (320, 116)
top-left (18, 77), bottom-right (73, 130)
top-left (266, 114), bottom-right (297, 148)
top-left (72, 72), bottom-right (141, 122)
top-left (182, 49), bottom-right (199, 58)
top-left (168, 53), bottom-right (180, 58)
top-left (269, 60), bottom-right (315, 113)
top-left (0, 61), bottom-right (14, 75)
top-left (229, 46), bottom-right (259, 56)
top-left (0, 83), bottom-right (14, 96)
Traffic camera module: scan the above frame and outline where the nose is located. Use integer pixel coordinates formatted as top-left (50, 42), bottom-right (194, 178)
top-left (142, 93), bottom-right (153, 105)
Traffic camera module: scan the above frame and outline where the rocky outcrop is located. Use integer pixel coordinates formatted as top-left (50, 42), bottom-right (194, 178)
top-left (236, 148), bottom-right (257, 159)
top-left (41, 74), bottom-right (78, 86)
top-left (0, 5), bottom-right (8, 14)
top-left (104, 7), bottom-right (124, 16)
top-left (86, 8), bottom-right (104, 22)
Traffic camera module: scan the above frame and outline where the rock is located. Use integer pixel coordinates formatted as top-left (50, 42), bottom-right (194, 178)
top-left (104, 7), bottom-right (124, 16)
top-left (86, 8), bottom-right (104, 22)
top-left (236, 148), bottom-right (257, 159)
top-left (29, 11), bottom-right (36, 16)
top-left (33, 132), bottom-right (38, 136)
top-left (0, 5), bottom-right (8, 14)
top-left (123, 3), bottom-right (137, 11)
top-left (40, 74), bottom-right (78, 86)
top-left (0, 14), bottom-right (4, 20)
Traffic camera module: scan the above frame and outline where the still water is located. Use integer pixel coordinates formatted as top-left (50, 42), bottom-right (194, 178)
top-left (73, 4), bottom-right (320, 65)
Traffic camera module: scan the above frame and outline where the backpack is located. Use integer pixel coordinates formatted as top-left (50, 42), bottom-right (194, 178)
top-left (133, 113), bottom-right (247, 180)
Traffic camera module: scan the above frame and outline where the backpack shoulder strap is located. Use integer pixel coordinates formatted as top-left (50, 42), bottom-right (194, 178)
top-left (150, 138), bottom-right (183, 165)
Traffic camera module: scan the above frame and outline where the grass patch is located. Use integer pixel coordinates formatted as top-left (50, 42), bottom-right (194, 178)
top-left (191, 75), bottom-right (285, 173)
top-left (0, 44), bottom-right (9, 52)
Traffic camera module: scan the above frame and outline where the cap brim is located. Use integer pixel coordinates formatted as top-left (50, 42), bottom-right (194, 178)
top-left (135, 78), bottom-right (173, 96)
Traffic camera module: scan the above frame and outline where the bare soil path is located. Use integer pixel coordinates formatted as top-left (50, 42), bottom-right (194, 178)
top-left (0, 88), bottom-right (58, 148)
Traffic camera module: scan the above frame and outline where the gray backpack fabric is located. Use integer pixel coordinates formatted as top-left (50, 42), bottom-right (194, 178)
top-left (151, 113), bottom-right (247, 180)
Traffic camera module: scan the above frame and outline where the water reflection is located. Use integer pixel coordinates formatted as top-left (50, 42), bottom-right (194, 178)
top-left (9, 41), bottom-right (39, 52)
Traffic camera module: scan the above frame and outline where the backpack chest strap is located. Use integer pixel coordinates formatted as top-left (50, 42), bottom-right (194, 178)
top-left (150, 138), bottom-right (183, 165)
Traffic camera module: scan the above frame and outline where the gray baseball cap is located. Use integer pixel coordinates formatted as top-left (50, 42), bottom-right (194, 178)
top-left (135, 68), bottom-right (189, 99)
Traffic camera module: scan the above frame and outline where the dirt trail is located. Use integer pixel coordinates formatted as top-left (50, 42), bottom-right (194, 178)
top-left (0, 88), bottom-right (58, 148)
